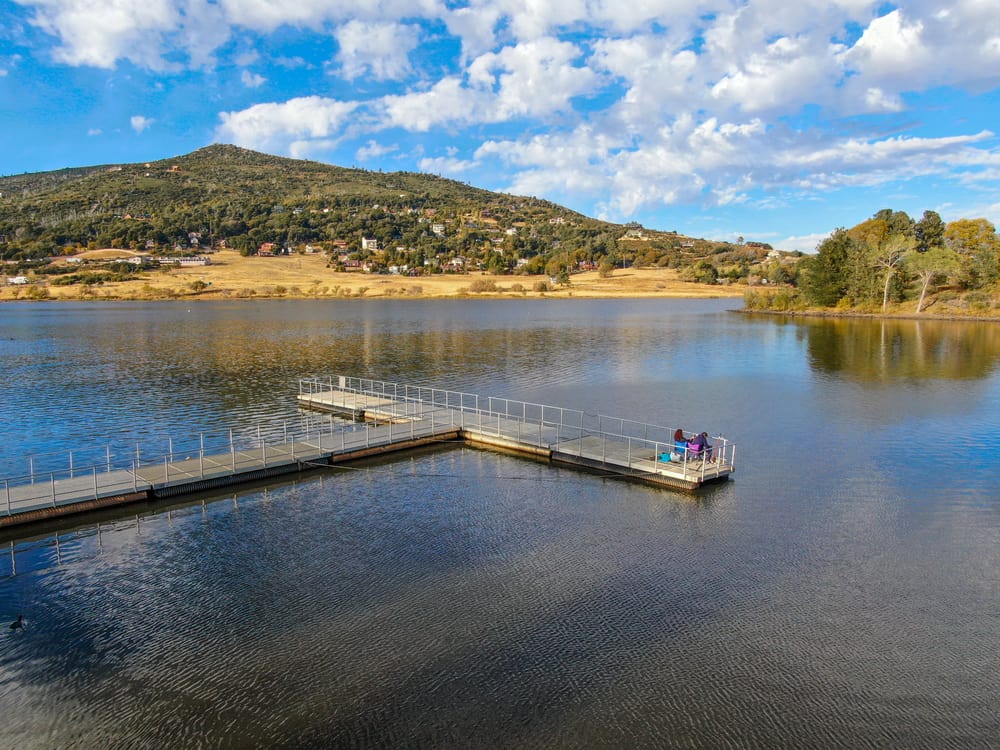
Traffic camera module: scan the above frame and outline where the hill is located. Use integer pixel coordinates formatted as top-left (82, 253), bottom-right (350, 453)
top-left (0, 145), bottom-right (783, 296)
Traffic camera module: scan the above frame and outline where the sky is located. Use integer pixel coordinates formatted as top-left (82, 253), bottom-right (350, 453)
top-left (2, 1), bottom-right (1000, 251)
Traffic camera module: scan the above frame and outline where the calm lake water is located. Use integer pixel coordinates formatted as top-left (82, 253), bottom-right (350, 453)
top-left (1, 299), bottom-right (998, 748)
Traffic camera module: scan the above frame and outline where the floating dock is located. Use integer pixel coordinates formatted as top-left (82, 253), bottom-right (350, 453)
top-left (2, 376), bottom-right (734, 528)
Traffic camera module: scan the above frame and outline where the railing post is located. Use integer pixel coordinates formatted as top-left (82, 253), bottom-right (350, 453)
top-left (30, 456), bottom-right (34, 484)
top-left (164, 456), bottom-right (169, 484)
top-left (93, 466), bottom-right (99, 499)
top-left (50, 473), bottom-right (56, 507)
top-left (5, 479), bottom-right (10, 516)
top-left (132, 460), bottom-right (137, 492)
top-left (200, 433), bottom-right (205, 478)
top-left (231, 442), bottom-right (236, 473)
top-left (106, 445), bottom-right (112, 473)
top-left (69, 451), bottom-right (74, 479)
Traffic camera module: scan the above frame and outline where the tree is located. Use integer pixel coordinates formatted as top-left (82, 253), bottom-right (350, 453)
top-left (800, 228), bottom-right (853, 306)
top-left (681, 260), bottom-right (718, 284)
top-left (873, 234), bottom-right (914, 312)
top-left (944, 218), bottom-right (1000, 289)
top-left (905, 246), bottom-right (960, 312)
top-left (915, 210), bottom-right (945, 252)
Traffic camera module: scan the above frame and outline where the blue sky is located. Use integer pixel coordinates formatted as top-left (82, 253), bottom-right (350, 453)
top-left (2, 0), bottom-right (999, 250)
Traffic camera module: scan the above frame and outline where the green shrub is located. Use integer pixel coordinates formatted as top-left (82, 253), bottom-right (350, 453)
top-left (24, 285), bottom-right (51, 300)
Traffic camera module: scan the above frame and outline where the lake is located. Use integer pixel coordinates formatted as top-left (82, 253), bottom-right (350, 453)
top-left (1, 299), bottom-right (998, 748)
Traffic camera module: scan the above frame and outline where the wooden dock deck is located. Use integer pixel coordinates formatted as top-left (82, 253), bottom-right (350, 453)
top-left (2, 376), bottom-right (734, 528)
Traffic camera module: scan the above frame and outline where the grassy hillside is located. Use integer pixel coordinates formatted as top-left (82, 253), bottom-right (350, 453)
top-left (1, 145), bottom-right (786, 297)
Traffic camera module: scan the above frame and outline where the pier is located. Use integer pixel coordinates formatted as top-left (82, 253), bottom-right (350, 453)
top-left (2, 376), bottom-right (734, 528)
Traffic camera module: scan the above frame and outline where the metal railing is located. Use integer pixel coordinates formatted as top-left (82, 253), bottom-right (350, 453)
top-left (298, 376), bottom-right (735, 480)
top-left (1, 413), bottom-right (370, 517)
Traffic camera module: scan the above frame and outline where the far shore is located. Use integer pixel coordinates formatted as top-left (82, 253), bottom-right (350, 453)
top-left (740, 307), bottom-right (1000, 323)
top-left (1, 249), bottom-right (744, 302)
top-left (4, 250), bottom-right (998, 322)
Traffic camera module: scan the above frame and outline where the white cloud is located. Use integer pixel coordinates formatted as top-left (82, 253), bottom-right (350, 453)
top-left (356, 140), bottom-right (398, 160)
top-left (467, 38), bottom-right (598, 120)
top-left (22, 0), bottom-right (189, 69)
top-left (473, 118), bottom-right (1000, 222)
top-left (380, 78), bottom-right (490, 131)
top-left (216, 0), bottom-right (442, 32)
top-left (87, 128), bottom-right (101, 136)
top-left (379, 37), bottom-right (596, 131)
top-left (335, 20), bottom-right (419, 81)
top-left (234, 50), bottom-right (259, 66)
top-left (418, 155), bottom-right (477, 174)
top-left (216, 96), bottom-right (359, 152)
top-left (130, 115), bottom-right (154, 133)
top-left (288, 139), bottom-right (337, 160)
top-left (778, 232), bottom-right (831, 253)
top-left (241, 69), bottom-right (266, 87)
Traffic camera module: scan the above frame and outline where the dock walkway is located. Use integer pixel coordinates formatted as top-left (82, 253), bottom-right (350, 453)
top-left (2, 376), bottom-right (734, 528)
top-left (298, 376), bottom-right (734, 490)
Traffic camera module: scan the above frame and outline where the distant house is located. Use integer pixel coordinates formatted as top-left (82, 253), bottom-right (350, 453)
top-left (431, 224), bottom-right (446, 237)
top-left (159, 256), bottom-right (211, 267)
top-left (258, 242), bottom-right (277, 256)
top-left (361, 237), bottom-right (380, 251)
top-left (6, 276), bottom-right (29, 285)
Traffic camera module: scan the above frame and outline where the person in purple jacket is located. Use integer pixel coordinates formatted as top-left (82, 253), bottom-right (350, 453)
top-left (688, 431), bottom-right (713, 460)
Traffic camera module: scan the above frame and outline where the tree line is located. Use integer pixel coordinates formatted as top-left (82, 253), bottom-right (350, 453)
top-left (752, 209), bottom-right (999, 314)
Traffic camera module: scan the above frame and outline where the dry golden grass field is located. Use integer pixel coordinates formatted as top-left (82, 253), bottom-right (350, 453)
top-left (3, 249), bottom-right (743, 301)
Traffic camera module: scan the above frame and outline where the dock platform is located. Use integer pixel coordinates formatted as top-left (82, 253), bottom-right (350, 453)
top-left (2, 376), bottom-right (734, 528)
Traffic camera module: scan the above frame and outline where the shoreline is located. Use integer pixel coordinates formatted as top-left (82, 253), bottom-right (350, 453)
top-left (740, 307), bottom-right (1000, 323)
top-left (1, 250), bottom-right (744, 303)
